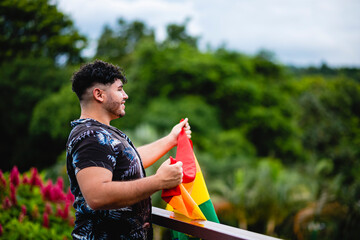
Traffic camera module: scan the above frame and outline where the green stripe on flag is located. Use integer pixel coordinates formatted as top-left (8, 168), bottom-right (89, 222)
top-left (170, 199), bottom-right (219, 240)
top-left (199, 199), bottom-right (219, 223)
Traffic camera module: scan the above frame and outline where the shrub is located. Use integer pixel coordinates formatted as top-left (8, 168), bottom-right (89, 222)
top-left (0, 166), bottom-right (75, 239)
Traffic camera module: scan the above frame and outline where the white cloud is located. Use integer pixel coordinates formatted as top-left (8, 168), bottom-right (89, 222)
top-left (57, 0), bottom-right (360, 66)
top-left (58, 0), bottom-right (200, 40)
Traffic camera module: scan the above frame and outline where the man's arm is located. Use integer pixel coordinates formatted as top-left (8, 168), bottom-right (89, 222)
top-left (76, 159), bottom-right (183, 210)
top-left (137, 118), bottom-right (192, 168)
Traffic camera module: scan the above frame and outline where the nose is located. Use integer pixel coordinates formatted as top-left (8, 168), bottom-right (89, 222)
top-left (122, 89), bottom-right (129, 100)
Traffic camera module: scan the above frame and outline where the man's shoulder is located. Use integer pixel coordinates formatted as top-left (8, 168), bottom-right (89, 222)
top-left (68, 119), bottom-right (111, 138)
top-left (66, 119), bottom-right (103, 150)
top-left (66, 119), bottom-right (125, 152)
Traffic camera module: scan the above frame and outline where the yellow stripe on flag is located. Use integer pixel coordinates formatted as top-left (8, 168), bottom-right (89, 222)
top-left (190, 170), bottom-right (210, 205)
top-left (166, 184), bottom-right (206, 220)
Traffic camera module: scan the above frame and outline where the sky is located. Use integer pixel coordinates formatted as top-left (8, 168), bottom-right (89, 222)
top-left (57, 0), bottom-right (360, 67)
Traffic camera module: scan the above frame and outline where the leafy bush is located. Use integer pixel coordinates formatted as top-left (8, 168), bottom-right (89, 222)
top-left (0, 166), bottom-right (75, 239)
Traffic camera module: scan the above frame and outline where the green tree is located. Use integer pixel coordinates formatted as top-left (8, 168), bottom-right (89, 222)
top-left (96, 18), bottom-right (155, 65)
top-left (163, 19), bottom-right (198, 48)
top-left (253, 49), bottom-right (285, 80)
top-left (0, 57), bottom-right (73, 171)
top-left (30, 84), bottom-right (80, 140)
top-left (210, 158), bottom-right (315, 236)
top-left (0, 0), bottom-right (87, 65)
top-left (293, 76), bottom-right (360, 239)
top-left (0, 0), bottom-right (87, 171)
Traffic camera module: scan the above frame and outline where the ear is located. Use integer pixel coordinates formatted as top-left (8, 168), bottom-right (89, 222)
top-left (92, 88), bottom-right (105, 102)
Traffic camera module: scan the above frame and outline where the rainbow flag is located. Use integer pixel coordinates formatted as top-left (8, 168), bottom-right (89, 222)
top-left (161, 126), bottom-right (219, 239)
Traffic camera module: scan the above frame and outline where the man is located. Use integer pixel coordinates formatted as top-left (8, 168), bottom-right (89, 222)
top-left (66, 60), bottom-right (191, 239)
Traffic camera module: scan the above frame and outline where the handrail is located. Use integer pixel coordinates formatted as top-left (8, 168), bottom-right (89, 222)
top-left (152, 207), bottom-right (281, 240)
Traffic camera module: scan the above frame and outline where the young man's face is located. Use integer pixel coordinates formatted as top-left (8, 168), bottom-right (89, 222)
top-left (103, 79), bottom-right (128, 119)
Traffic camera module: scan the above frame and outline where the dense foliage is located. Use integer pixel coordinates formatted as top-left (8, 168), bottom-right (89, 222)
top-left (0, 167), bottom-right (74, 239)
top-left (1, 1), bottom-right (359, 239)
top-left (0, 0), bottom-right (86, 64)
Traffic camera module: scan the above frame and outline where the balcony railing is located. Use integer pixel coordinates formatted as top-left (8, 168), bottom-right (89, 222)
top-left (152, 207), bottom-right (281, 240)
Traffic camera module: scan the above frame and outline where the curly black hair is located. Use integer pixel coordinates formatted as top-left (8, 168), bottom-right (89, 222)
top-left (71, 60), bottom-right (127, 100)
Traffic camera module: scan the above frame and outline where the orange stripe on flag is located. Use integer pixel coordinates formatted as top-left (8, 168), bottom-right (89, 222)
top-left (167, 184), bottom-right (206, 220)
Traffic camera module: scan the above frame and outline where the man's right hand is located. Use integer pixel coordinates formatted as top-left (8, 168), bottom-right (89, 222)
top-left (155, 159), bottom-right (183, 189)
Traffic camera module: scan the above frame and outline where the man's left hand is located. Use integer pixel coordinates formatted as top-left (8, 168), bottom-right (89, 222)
top-left (169, 118), bottom-right (191, 146)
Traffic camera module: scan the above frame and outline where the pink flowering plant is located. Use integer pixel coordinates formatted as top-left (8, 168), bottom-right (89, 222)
top-left (0, 166), bottom-right (75, 239)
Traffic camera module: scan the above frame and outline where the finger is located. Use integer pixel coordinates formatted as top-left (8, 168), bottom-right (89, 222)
top-left (175, 161), bottom-right (183, 167)
top-left (179, 118), bottom-right (188, 128)
top-left (185, 129), bottom-right (192, 138)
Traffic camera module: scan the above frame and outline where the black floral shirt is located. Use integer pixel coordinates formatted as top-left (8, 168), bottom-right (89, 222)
top-left (66, 119), bottom-right (152, 240)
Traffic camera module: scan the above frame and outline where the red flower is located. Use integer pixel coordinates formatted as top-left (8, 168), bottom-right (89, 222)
top-left (10, 183), bottom-right (17, 205)
top-left (22, 175), bottom-right (30, 184)
top-left (56, 177), bottom-right (64, 190)
top-left (19, 213), bottom-right (25, 223)
top-left (21, 205), bottom-right (27, 215)
top-left (56, 204), bottom-right (62, 217)
top-left (43, 212), bottom-right (49, 228)
top-left (0, 170), bottom-right (6, 187)
top-left (2, 196), bottom-right (11, 209)
top-left (41, 180), bottom-right (53, 201)
top-left (62, 201), bottom-right (70, 219)
top-left (68, 216), bottom-right (75, 227)
top-left (30, 168), bottom-right (42, 187)
top-left (10, 166), bottom-right (20, 187)
top-left (0, 223), bottom-right (3, 236)
top-left (56, 201), bottom-right (71, 220)
top-left (45, 202), bottom-right (53, 215)
top-left (66, 188), bottom-right (75, 203)
top-left (42, 180), bottom-right (66, 202)
top-left (52, 185), bottom-right (66, 201)
top-left (19, 205), bottom-right (27, 222)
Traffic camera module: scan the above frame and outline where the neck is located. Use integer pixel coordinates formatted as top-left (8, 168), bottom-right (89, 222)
top-left (80, 106), bottom-right (112, 126)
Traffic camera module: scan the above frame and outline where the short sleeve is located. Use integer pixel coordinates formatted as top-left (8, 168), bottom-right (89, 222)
top-left (71, 133), bottom-right (115, 175)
